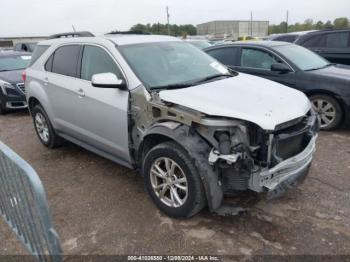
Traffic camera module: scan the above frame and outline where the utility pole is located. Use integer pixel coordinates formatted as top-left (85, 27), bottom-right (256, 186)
top-left (286, 10), bottom-right (289, 33)
top-left (72, 25), bottom-right (76, 32)
top-left (166, 6), bottom-right (170, 35)
top-left (250, 11), bottom-right (253, 36)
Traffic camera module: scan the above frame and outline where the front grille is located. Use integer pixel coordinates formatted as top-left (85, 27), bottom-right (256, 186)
top-left (16, 83), bottom-right (25, 94)
top-left (274, 133), bottom-right (307, 160)
top-left (272, 115), bottom-right (314, 164)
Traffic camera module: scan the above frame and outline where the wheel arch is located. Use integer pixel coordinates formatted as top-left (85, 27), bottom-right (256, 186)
top-left (305, 89), bottom-right (346, 123)
top-left (28, 96), bottom-right (41, 113)
top-left (137, 123), bottom-right (223, 211)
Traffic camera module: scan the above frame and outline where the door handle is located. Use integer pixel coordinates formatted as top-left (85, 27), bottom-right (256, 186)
top-left (76, 88), bottom-right (85, 97)
top-left (43, 77), bottom-right (49, 86)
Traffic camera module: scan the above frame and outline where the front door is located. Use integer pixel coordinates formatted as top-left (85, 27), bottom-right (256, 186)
top-left (236, 47), bottom-right (296, 88)
top-left (73, 45), bottom-right (130, 163)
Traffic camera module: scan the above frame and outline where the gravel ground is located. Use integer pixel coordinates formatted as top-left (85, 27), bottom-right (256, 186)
top-left (0, 111), bottom-right (350, 257)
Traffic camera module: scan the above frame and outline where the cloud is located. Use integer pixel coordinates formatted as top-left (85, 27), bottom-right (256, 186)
top-left (0, 0), bottom-right (349, 36)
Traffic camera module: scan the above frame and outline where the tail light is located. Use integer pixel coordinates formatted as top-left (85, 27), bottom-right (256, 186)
top-left (22, 70), bottom-right (26, 83)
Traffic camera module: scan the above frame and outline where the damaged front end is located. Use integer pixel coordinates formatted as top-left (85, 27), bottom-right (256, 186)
top-left (206, 112), bottom-right (319, 201)
top-left (129, 85), bottom-right (319, 213)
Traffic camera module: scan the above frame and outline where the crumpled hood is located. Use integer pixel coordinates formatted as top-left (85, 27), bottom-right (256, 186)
top-left (159, 73), bottom-right (311, 130)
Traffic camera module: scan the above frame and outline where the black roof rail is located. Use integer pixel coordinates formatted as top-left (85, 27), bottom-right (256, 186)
top-left (107, 31), bottom-right (151, 35)
top-left (49, 31), bottom-right (95, 39)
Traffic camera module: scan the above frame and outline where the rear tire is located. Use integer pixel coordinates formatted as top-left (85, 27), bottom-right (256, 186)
top-left (142, 141), bottom-right (206, 218)
top-left (32, 104), bottom-right (64, 148)
top-left (310, 94), bottom-right (342, 131)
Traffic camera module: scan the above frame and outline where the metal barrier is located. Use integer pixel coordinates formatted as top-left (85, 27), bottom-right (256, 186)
top-left (0, 141), bottom-right (62, 262)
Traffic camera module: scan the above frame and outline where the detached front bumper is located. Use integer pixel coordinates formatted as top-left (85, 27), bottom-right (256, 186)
top-left (249, 134), bottom-right (317, 197)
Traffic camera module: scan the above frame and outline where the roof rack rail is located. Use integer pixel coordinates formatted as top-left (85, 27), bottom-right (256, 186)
top-left (49, 31), bottom-right (95, 39)
top-left (107, 31), bottom-right (151, 35)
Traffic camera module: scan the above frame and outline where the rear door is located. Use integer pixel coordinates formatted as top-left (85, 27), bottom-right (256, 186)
top-left (322, 32), bottom-right (350, 65)
top-left (236, 47), bottom-right (296, 87)
top-left (73, 44), bottom-right (130, 163)
top-left (44, 44), bottom-right (83, 135)
top-left (206, 46), bottom-right (240, 69)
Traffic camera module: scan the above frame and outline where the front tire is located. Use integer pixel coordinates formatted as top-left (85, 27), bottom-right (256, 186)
top-left (310, 94), bottom-right (343, 131)
top-left (143, 142), bottom-right (206, 218)
top-left (32, 104), bottom-right (64, 148)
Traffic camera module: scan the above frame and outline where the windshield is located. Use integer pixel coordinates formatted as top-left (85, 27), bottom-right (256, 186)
top-left (119, 41), bottom-right (230, 90)
top-left (0, 55), bottom-right (32, 71)
top-left (273, 44), bottom-right (330, 71)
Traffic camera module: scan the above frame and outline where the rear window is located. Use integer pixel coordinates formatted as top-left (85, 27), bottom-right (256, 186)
top-left (207, 47), bottom-right (239, 66)
top-left (29, 45), bottom-right (49, 66)
top-left (51, 45), bottom-right (81, 77)
top-left (302, 35), bottom-right (326, 48)
top-left (325, 32), bottom-right (349, 48)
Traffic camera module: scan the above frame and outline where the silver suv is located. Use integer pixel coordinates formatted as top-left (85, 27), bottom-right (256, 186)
top-left (25, 32), bottom-right (319, 218)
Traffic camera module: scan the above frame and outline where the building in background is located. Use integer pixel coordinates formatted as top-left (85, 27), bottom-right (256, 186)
top-left (197, 20), bottom-right (269, 40)
top-left (0, 36), bottom-right (47, 49)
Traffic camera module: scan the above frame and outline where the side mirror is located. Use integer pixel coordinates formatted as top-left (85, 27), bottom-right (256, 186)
top-left (271, 63), bottom-right (292, 73)
top-left (91, 73), bottom-right (126, 89)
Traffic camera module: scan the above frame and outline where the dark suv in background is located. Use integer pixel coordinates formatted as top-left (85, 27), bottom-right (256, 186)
top-left (270, 29), bottom-right (350, 65)
top-left (295, 29), bottom-right (350, 65)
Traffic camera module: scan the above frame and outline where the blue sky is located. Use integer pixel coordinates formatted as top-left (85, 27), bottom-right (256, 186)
top-left (1, 0), bottom-right (349, 36)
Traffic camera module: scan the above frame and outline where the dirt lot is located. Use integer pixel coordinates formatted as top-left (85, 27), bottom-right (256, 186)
top-left (0, 111), bottom-right (350, 256)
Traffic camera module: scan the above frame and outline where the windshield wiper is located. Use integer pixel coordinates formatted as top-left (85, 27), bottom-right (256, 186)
top-left (191, 73), bottom-right (233, 85)
top-left (305, 63), bottom-right (334, 71)
top-left (150, 80), bottom-right (200, 90)
top-left (150, 73), bottom-right (233, 91)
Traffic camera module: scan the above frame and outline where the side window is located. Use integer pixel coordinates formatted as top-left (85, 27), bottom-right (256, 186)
top-left (45, 55), bottom-right (54, 72)
top-left (302, 35), bottom-right (326, 48)
top-left (207, 47), bottom-right (238, 66)
top-left (29, 45), bottom-right (49, 66)
top-left (241, 48), bottom-right (280, 70)
top-left (51, 45), bottom-right (81, 77)
top-left (81, 45), bottom-right (123, 81)
top-left (325, 32), bottom-right (349, 48)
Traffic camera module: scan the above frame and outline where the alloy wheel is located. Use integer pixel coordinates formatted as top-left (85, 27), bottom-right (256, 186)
top-left (312, 99), bottom-right (336, 129)
top-left (35, 112), bottom-right (50, 143)
top-left (150, 157), bottom-right (188, 208)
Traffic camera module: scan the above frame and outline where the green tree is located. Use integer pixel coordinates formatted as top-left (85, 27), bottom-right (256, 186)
top-left (333, 17), bottom-right (349, 29)
top-left (315, 21), bottom-right (324, 30)
top-left (324, 20), bottom-right (334, 29)
top-left (128, 23), bottom-right (196, 36)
